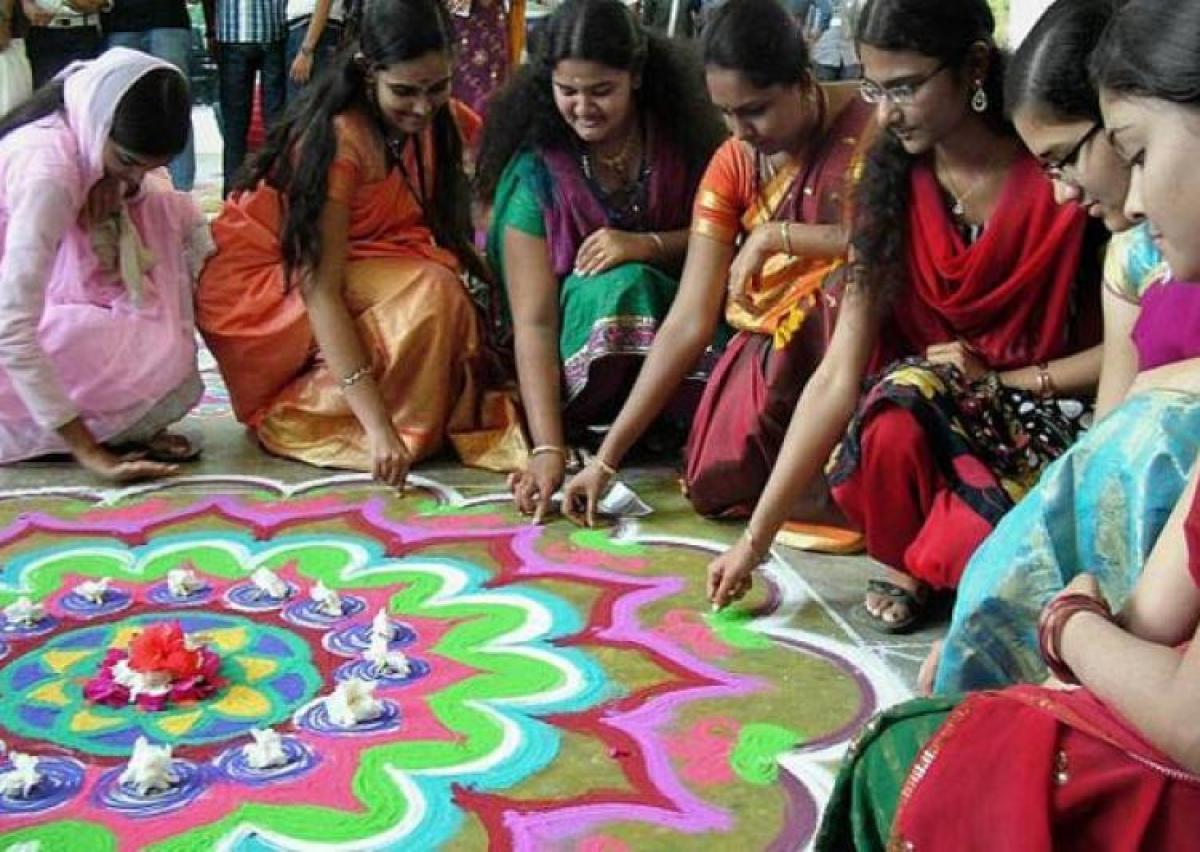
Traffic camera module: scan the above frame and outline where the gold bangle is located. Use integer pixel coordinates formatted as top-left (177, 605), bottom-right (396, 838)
top-left (1035, 362), bottom-right (1055, 399)
top-left (591, 455), bottom-right (618, 477)
top-left (647, 232), bottom-right (666, 255)
top-left (779, 221), bottom-right (794, 256)
top-left (529, 444), bottom-right (566, 459)
top-left (339, 364), bottom-right (372, 389)
top-left (743, 526), bottom-right (765, 560)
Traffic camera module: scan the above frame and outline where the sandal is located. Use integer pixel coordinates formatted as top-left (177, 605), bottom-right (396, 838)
top-left (854, 578), bottom-right (927, 635)
top-left (131, 432), bottom-right (202, 464)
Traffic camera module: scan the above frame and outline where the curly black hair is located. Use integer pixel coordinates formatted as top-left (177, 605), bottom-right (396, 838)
top-left (237, 0), bottom-right (484, 287)
top-left (476, 0), bottom-right (725, 201)
top-left (851, 0), bottom-right (1011, 299)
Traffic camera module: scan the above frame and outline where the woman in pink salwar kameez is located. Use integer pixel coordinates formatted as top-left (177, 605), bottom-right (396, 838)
top-left (0, 47), bottom-right (208, 481)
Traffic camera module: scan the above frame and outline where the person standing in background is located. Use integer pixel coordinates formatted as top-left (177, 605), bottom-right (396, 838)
top-left (104, 0), bottom-right (195, 190)
top-left (21, 0), bottom-right (105, 88)
top-left (0, 0), bottom-right (33, 115)
top-left (796, 0), bottom-right (860, 80)
top-left (284, 0), bottom-right (341, 102)
top-left (443, 0), bottom-right (510, 115)
top-left (202, 0), bottom-right (286, 196)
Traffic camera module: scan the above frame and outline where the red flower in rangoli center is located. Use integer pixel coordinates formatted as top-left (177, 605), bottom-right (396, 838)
top-left (128, 621), bottom-right (204, 681)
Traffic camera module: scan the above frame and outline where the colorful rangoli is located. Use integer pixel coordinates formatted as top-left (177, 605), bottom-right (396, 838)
top-left (0, 474), bottom-right (908, 850)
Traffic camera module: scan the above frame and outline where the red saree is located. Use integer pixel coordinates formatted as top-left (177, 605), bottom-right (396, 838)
top-left (817, 489), bottom-right (1200, 852)
top-left (890, 683), bottom-right (1200, 851)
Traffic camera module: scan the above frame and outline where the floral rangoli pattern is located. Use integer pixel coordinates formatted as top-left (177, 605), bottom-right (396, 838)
top-left (0, 474), bottom-right (909, 850)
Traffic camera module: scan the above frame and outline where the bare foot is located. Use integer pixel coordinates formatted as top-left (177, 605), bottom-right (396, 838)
top-left (864, 569), bottom-right (928, 630)
top-left (917, 640), bottom-right (942, 695)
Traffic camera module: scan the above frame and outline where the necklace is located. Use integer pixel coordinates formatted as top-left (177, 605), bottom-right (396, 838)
top-left (938, 163), bottom-right (989, 218)
top-left (388, 133), bottom-right (428, 210)
top-left (583, 121), bottom-right (641, 181)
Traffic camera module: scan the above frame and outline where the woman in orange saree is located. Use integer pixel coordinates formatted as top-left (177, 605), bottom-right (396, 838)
top-left (198, 0), bottom-right (523, 482)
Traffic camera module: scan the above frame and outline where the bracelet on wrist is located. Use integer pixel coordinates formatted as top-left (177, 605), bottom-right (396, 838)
top-left (647, 232), bottom-right (665, 256)
top-left (529, 444), bottom-right (566, 460)
top-left (1037, 592), bottom-right (1113, 684)
top-left (339, 364), bottom-right (372, 389)
top-left (1035, 362), bottom-right (1056, 399)
top-left (742, 526), bottom-right (766, 561)
top-left (779, 221), bottom-right (794, 256)
top-left (591, 455), bottom-right (617, 478)
top-left (299, 44), bottom-right (315, 57)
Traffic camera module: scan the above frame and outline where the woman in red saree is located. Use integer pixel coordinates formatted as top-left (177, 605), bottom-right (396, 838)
top-left (816, 461), bottom-right (1200, 851)
top-left (198, 0), bottom-right (523, 484)
top-left (705, 0), bottom-right (1102, 630)
top-left (561, 0), bottom-right (874, 526)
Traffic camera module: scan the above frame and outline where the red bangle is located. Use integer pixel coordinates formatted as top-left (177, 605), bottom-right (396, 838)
top-left (1037, 592), bottom-right (1113, 684)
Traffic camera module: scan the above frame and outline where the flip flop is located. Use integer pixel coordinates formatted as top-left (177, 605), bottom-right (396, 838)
top-left (774, 521), bottom-right (865, 555)
top-left (139, 432), bottom-right (203, 464)
top-left (854, 578), bottom-right (926, 635)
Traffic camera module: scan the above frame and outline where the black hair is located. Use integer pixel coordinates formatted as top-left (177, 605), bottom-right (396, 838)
top-left (476, 0), bottom-right (725, 200)
top-left (239, 0), bottom-right (484, 285)
top-left (0, 68), bottom-right (190, 157)
top-left (852, 0), bottom-right (1009, 298)
top-left (700, 0), bottom-right (810, 88)
top-left (1006, 0), bottom-right (1118, 124)
top-left (1091, 0), bottom-right (1200, 106)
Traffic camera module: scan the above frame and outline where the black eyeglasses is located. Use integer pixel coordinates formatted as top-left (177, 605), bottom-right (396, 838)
top-left (1041, 123), bottom-right (1102, 180)
top-left (858, 62), bottom-right (949, 106)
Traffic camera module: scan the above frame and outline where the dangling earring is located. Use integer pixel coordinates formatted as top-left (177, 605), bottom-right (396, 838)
top-left (971, 81), bottom-right (988, 113)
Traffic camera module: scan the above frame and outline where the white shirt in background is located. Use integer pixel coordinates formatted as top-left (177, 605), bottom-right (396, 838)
top-left (286, 0), bottom-right (344, 23)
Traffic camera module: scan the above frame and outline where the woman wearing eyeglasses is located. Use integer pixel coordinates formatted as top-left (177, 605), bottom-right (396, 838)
top-left (705, 0), bottom-right (1104, 630)
top-left (932, 0), bottom-right (1200, 694)
top-left (560, 0), bottom-right (875, 528)
top-left (197, 0), bottom-right (524, 486)
top-left (816, 8), bottom-right (1200, 843)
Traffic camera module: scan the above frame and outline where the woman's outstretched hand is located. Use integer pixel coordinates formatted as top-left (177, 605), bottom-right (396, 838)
top-left (706, 532), bottom-right (760, 609)
top-left (509, 451), bottom-right (565, 525)
top-left (562, 461), bottom-right (614, 528)
top-left (367, 425), bottom-right (411, 489)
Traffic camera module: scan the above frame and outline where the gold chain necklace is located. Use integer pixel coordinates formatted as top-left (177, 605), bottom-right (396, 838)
top-left (593, 122), bottom-right (640, 177)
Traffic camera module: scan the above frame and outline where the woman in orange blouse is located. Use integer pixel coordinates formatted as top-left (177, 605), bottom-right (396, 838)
top-left (197, 0), bottom-right (523, 484)
top-left (563, 0), bottom-right (872, 524)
